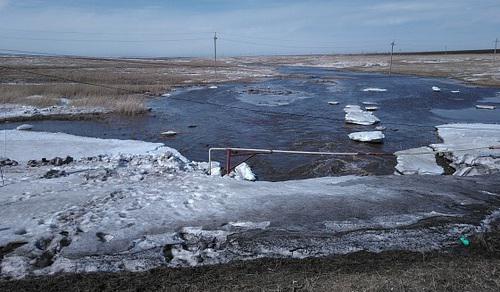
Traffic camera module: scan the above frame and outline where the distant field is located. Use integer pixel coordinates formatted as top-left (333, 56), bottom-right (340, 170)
top-left (1, 53), bottom-right (498, 115)
top-left (0, 56), bottom-right (274, 114)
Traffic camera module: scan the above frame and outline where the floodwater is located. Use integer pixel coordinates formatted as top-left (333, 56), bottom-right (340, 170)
top-left (2, 67), bottom-right (500, 181)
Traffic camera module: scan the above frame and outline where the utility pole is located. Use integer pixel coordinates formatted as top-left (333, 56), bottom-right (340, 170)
top-left (494, 38), bottom-right (498, 62)
top-left (213, 32), bottom-right (218, 79)
top-left (389, 41), bottom-right (395, 76)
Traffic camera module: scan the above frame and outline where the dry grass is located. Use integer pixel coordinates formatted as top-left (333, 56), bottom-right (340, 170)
top-left (0, 56), bottom-right (237, 115)
top-left (72, 95), bottom-right (147, 115)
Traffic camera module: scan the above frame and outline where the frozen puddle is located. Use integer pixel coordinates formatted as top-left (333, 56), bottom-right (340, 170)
top-left (1, 130), bottom-right (500, 278)
top-left (236, 86), bottom-right (310, 106)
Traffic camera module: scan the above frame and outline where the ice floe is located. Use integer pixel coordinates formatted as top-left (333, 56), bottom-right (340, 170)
top-left (395, 147), bottom-right (444, 175)
top-left (362, 88), bottom-right (387, 92)
top-left (348, 131), bottom-right (384, 143)
top-left (396, 123), bottom-right (500, 177)
top-left (161, 131), bottom-right (178, 137)
top-left (431, 124), bottom-right (500, 176)
top-left (230, 162), bottom-right (257, 181)
top-left (344, 105), bottom-right (380, 125)
top-left (475, 105), bottom-right (496, 110)
top-left (16, 124), bottom-right (33, 131)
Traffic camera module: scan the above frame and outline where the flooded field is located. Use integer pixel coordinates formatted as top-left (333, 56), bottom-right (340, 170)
top-left (2, 67), bottom-right (499, 181)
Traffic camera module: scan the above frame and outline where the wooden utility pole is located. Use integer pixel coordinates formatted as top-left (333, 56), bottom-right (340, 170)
top-left (494, 38), bottom-right (498, 62)
top-left (389, 41), bottom-right (395, 76)
top-left (213, 32), bottom-right (218, 78)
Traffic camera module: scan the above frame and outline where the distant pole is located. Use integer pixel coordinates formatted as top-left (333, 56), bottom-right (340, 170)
top-left (494, 38), bottom-right (498, 62)
top-left (389, 41), bottom-right (395, 76)
top-left (213, 32), bottom-right (218, 79)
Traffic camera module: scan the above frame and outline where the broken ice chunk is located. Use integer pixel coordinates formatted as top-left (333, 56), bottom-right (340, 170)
top-left (348, 131), bottom-right (384, 143)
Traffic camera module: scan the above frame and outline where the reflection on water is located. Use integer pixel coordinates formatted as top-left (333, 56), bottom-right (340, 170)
top-left (2, 67), bottom-right (499, 181)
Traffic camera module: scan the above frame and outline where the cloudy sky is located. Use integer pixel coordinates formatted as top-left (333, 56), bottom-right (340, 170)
top-left (0, 0), bottom-right (499, 57)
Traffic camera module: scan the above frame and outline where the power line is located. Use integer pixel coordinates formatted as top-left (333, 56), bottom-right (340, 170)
top-left (0, 35), bottom-right (208, 43)
top-left (2, 28), bottom-right (214, 36)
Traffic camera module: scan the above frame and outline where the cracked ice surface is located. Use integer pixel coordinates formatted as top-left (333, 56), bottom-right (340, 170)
top-left (431, 124), bottom-right (500, 176)
top-left (394, 124), bottom-right (500, 176)
top-left (394, 147), bottom-right (444, 175)
top-left (1, 131), bottom-right (500, 279)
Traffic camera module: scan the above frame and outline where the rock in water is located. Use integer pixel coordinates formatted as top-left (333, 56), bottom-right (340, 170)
top-left (16, 124), bottom-right (33, 131)
top-left (348, 131), bottom-right (385, 143)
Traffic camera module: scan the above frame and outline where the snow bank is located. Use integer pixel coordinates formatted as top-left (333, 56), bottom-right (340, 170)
top-left (344, 105), bottom-right (380, 125)
top-left (348, 131), bottom-right (384, 143)
top-left (395, 147), bottom-right (444, 175)
top-left (0, 130), bottom-right (173, 162)
top-left (1, 130), bottom-right (500, 279)
top-left (0, 104), bottom-right (109, 122)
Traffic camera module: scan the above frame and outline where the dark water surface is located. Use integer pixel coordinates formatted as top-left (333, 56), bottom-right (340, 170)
top-left (2, 67), bottom-right (499, 181)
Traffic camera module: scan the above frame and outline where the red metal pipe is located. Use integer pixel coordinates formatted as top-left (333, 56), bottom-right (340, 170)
top-left (226, 149), bottom-right (232, 175)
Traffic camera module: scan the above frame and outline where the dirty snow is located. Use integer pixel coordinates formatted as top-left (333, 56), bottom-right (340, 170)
top-left (0, 130), bottom-right (172, 162)
top-left (0, 104), bottom-right (110, 122)
top-left (0, 130), bottom-right (500, 279)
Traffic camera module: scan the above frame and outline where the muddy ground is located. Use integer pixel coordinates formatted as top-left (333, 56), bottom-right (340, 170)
top-left (1, 223), bottom-right (500, 292)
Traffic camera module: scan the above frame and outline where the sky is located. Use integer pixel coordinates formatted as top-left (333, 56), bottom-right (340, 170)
top-left (0, 0), bottom-right (499, 57)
